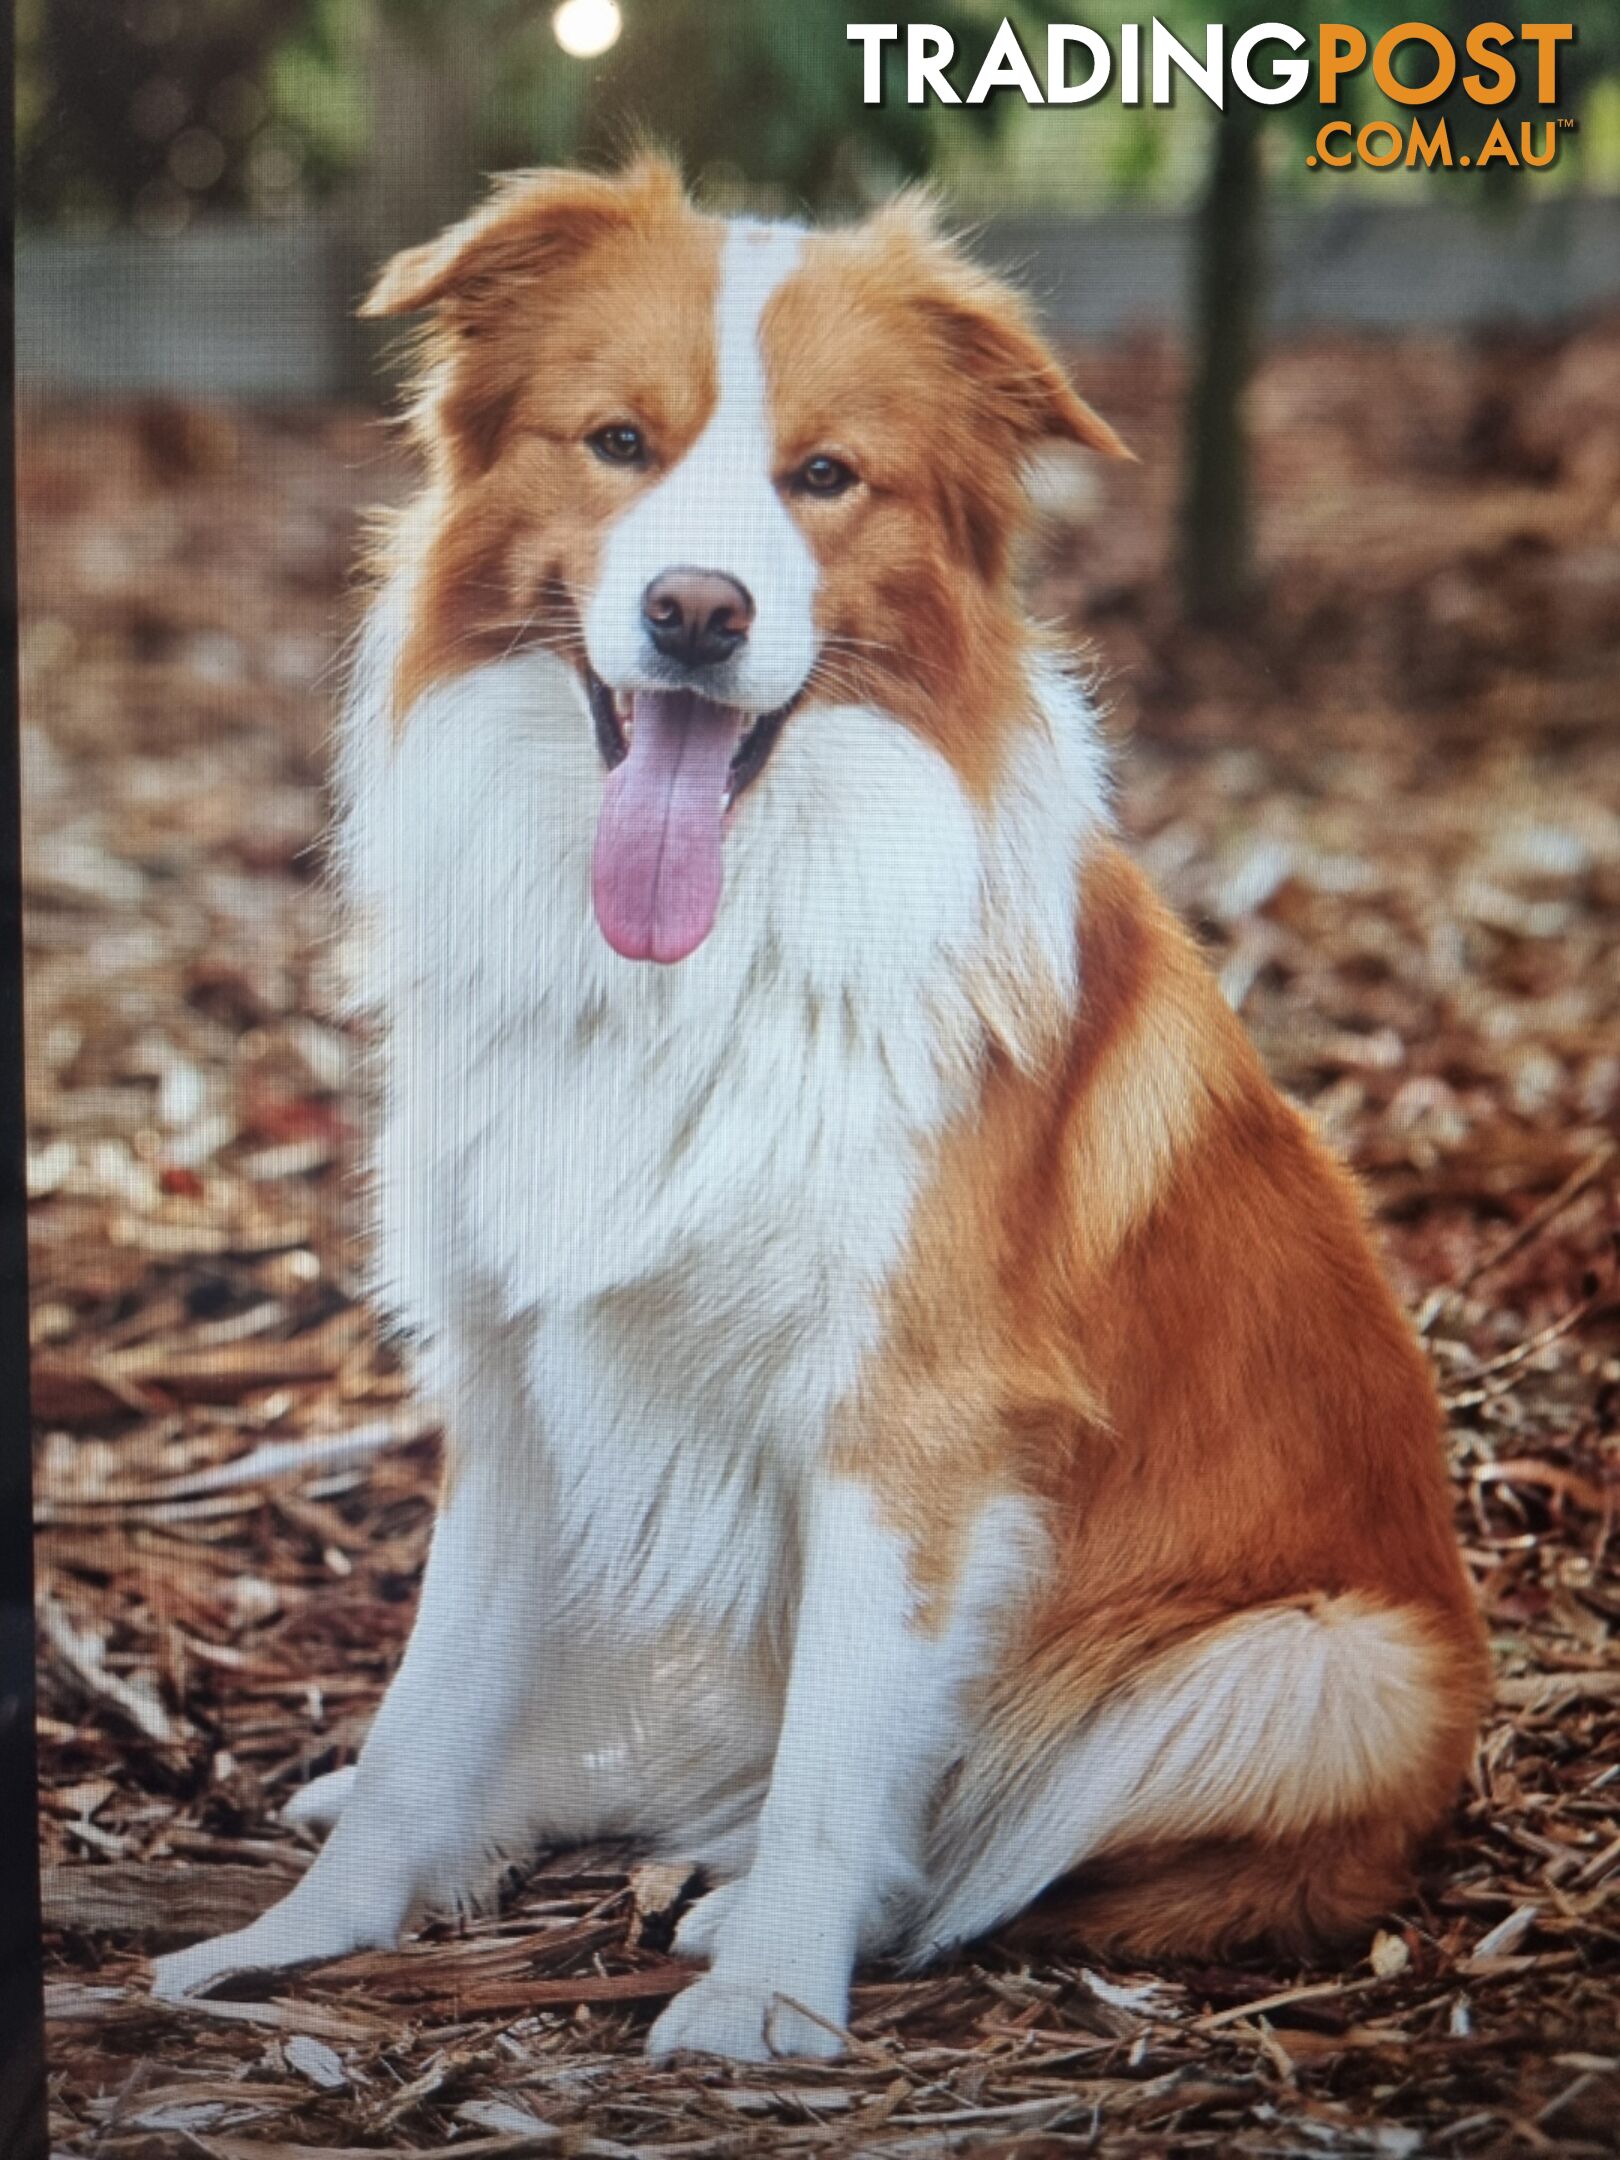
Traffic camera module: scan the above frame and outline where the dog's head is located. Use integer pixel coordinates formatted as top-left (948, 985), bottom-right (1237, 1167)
top-left (366, 157), bottom-right (1125, 963)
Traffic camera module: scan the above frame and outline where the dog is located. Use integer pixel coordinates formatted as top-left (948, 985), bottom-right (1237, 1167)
top-left (152, 158), bottom-right (1487, 2061)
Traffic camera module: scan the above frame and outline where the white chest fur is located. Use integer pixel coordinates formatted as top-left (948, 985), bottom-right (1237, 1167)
top-left (338, 619), bottom-right (1103, 1657)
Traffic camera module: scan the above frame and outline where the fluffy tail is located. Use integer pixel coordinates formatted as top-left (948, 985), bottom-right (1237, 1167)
top-left (907, 1594), bottom-right (1480, 1964)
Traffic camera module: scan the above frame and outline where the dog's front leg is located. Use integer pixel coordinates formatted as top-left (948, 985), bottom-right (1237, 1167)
top-left (648, 1474), bottom-right (999, 2062)
top-left (152, 1409), bottom-right (547, 2000)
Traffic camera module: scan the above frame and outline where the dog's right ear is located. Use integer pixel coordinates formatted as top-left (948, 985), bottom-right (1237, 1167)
top-left (359, 155), bottom-right (684, 319)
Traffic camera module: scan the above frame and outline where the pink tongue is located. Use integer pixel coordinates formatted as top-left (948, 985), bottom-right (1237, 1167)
top-left (591, 689), bottom-right (740, 963)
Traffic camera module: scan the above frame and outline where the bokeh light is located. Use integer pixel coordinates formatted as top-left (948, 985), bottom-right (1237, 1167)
top-left (552, 0), bottom-right (622, 61)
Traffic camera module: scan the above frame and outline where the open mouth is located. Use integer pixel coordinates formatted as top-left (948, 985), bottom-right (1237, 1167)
top-left (584, 665), bottom-right (799, 966)
top-left (585, 664), bottom-right (793, 813)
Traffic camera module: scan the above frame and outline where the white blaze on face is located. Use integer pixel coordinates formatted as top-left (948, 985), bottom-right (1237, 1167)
top-left (587, 220), bottom-right (819, 965)
top-left (584, 220), bottom-right (816, 715)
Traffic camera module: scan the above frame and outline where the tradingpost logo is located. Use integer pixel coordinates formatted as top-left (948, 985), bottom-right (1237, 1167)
top-left (849, 20), bottom-right (1578, 172)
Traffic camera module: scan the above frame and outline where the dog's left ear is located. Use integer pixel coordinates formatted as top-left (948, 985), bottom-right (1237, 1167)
top-left (873, 197), bottom-right (1130, 461)
top-left (929, 282), bottom-right (1132, 460)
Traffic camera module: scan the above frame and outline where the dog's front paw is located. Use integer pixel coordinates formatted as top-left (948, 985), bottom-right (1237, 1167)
top-left (647, 1968), bottom-right (847, 2062)
top-left (151, 1927), bottom-right (286, 2002)
top-left (150, 1878), bottom-right (401, 2002)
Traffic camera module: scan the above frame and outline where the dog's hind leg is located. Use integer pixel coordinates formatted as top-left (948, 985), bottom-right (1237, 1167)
top-left (911, 1594), bottom-right (1478, 1965)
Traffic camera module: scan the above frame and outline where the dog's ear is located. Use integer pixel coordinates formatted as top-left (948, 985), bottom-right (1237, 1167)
top-left (932, 287), bottom-right (1132, 460)
top-left (359, 155), bottom-right (685, 319)
top-left (869, 198), bottom-right (1130, 461)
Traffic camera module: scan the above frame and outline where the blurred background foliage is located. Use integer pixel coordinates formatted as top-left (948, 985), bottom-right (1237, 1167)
top-left (15, 1), bottom-right (1620, 626)
top-left (17, 0), bottom-right (1620, 236)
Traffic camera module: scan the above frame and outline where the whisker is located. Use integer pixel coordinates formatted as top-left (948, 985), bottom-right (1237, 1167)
top-left (820, 630), bottom-right (910, 658)
top-left (819, 630), bottom-right (947, 693)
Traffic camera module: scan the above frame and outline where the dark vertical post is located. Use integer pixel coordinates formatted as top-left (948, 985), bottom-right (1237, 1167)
top-left (1179, 98), bottom-right (1264, 627)
top-left (344, 1), bottom-right (487, 398)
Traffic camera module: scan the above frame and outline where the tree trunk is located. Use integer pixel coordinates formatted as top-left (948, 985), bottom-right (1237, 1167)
top-left (343, 1), bottom-right (486, 398)
top-left (1179, 101), bottom-right (1263, 627)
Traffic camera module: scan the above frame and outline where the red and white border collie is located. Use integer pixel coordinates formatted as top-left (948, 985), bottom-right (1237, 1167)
top-left (154, 159), bottom-right (1487, 2060)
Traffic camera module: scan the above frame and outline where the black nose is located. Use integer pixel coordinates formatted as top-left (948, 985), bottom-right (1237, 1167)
top-left (641, 568), bottom-right (754, 671)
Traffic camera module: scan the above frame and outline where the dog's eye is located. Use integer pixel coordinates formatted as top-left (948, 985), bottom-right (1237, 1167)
top-left (793, 455), bottom-right (857, 498)
top-left (589, 424), bottom-right (647, 467)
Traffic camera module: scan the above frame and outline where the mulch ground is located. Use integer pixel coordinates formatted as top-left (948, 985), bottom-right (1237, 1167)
top-left (22, 315), bottom-right (1620, 2157)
